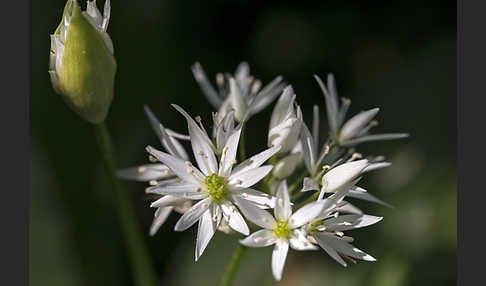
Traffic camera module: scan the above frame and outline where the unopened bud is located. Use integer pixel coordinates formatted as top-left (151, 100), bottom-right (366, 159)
top-left (49, 0), bottom-right (116, 124)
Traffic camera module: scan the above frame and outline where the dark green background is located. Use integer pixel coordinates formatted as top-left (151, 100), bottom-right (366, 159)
top-left (30, 1), bottom-right (456, 285)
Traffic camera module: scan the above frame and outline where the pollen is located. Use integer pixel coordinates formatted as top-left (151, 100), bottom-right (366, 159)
top-left (274, 221), bottom-right (291, 238)
top-left (205, 173), bottom-right (229, 203)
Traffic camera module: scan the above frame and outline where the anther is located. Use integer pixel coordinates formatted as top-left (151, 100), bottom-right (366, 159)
top-left (370, 120), bottom-right (378, 127)
top-left (343, 221), bottom-right (353, 226)
top-left (322, 165), bottom-right (331, 171)
top-left (149, 155), bottom-right (157, 162)
top-left (216, 73), bottom-right (224, 87)
top-left (138, 166), bottom-right (147, 173)
top-left (235, 179), bottom-right (242, 185)
top-left (352, 153), bottom-right (362, 159)
top-left (197, 151), bottom-right (204, 156)
top-left (196, 188), bottom-right (202, 193)
top-left (230, 160), bottom-right (237, 165)
top-left (334, 212), bottom-right (340, 218)
top-left (201, 203), bottom-right (209, 209)
top-left (149, 180), bottom-right (158, 186)
top-left (335, 231), bottom-right (344, 237)
top-left (241, 193), bottom-right (248, 198)
top-left (185, 161), bottom-right (192, 166)
top-left (187, 168), bottom-right (194, 174)
top-left (195, 116), bottom-right (202, 123)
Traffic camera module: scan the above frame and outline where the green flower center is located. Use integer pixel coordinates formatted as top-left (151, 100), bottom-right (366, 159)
top-left (274, 221), bottom-right (291, 238)
top-left (205, 173), bottom-right (228, 203)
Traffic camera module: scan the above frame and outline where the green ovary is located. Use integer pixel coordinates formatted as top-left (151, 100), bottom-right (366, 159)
top-left (274, 221), bottom-right (291, 238)
top-left (205, 173), bottom-right (228, 203)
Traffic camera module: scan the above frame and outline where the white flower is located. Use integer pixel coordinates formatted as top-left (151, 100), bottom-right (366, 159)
top-left (192, 62), bottom-right (285, 122)
top-left (117, 106), bottom-right (193, 236)
top-left (268, 86), bottom-right (303, 154)
top-left (314, 74), bottom-right (408, 147)
top-left (146, 104), bottom-right (280, 261)
top-left (305, 189), bottom-right (382, 267)
top-left (238, 181), bottom-right (326, 281)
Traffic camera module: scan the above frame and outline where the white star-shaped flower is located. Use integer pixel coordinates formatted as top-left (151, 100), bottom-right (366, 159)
top-left (146, 104), bottom-right (280, 261)
top-left (117, 106), bottom-right (193, 236)
top-left (314, 74), bottom-right (408, 147)
top-left (238, 181), bottom-right (326, 281)
top-left (192, 62), bottom-right (286, 122)
top-left (305, 187), bottom-right (382, 267)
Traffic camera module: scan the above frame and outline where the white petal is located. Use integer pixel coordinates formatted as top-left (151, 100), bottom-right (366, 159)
top-left (146, 146), bottom-right (201, 184)
top-left (249, 76), bottom-right (285, 115)
top-left (348, 188), bottom-right (393, 208)
top-left (321, 160), bottom-right (368, 193)
top-left (289, 229), bottom-right (318, 251)
top-left (312, 105), bottom-right (320, 152)
top-left (231, 146), bottom-right (281, 177)
top-left (116, 164), bottom-right (171, 182)
top-left (172, 104), bottom-right (218, 175)
top-left (269, 86), bottom-right (295, 129)
top-left (233, 196), bottom-right (276, 229)
top-left (324, 215), bottom-right (383, 232)
top-left (336, 201), bottom-right (363, 215)
top-left (195, 209), bottom-right (217, 261)
top-left (299, 122), bottom-right (315, 174)
top-left (301, 177), bottom-right (320, 192)
top-left (101, 0), bottom-right (111, 31)
top-left (316, 234), bottom-right (376, 262)
top-left (313, 234), bottom-right (347, 267)
top-left (314, 74), bottom-right (338, 133)
top-left (289, 200), bottom-right (325, 228)
top-left (229, 165), bottom-right (273, 188)
top-left (362, 162), bottom-right (391, 173)
top-left (219, 127), bottom-right (241, 177)
top-left (272, 239), bottom-right (289, 281)
top-left (174, 198), bottom-right (211, 231)
top-left (150, 195), bottom-right (188, 208)
top-left (268, 116), bottom-right (301, 153)
top-left (240, 229), bottom-right (277, 248)
top-left (220, 201), bottom-right (249, 235)
top-left (228, 78), bottom-right (248, 121)
top-left (339, 108), bottom-right (380, 142)
top-left (191, 62), bottom-right (223, 109)
top-left (231, 187), bottom-right (276, 208)
top-left (342, 133), bottom-right (409, 147)
top-left (149, 207), bottom-right (173, 236)
top-left (215, 111), bottom-right (235, 150)
top-left (147, 181), bottom-right (205, 200)
top-left (274, 181), bottom-right (292, 221)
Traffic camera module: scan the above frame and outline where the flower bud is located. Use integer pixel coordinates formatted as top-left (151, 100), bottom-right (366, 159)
top-left (49, 0), bottom-right (116, 124)
top-left (268, 86), bottom-right (302, 153)
top-left (272, 153), bottom-right (301, 179)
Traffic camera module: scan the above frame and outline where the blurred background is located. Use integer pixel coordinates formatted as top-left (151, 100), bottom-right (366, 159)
top-left (30, 1), bottom-right (456, 285)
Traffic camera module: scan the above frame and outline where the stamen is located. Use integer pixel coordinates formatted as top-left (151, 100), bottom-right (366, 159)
top-left (343, 221), bottom-right (353, 226)
top-left (185, 161), bottom-right (192, 166)
top-left (138, 166), bottom-right (147, 173)
top-left (341, 97), bottom-right (351, 105)
top-left (252, 80), bottom-right (262, 94)
top-left (241, 193), bottom-right (248, 198)
top-left (197, 151), bottom-right (204, 156)
top-left (216, 73), bottom-right (224, 88)
top-left (235, 179), bottom-right (242, 185)
top-left (370, 120), bottom-right (378, 127)
top-left (201, 203), bottom-right (209, 209)
top-left (334, 212), bottom-right (340, 218)
top-left (335, 231), bottom-right (344, 237)
top-left (187, 168), bottom-right (194, 174)
top-left (149, 180), bottom-right (158, 186)
top-left (352, 153), bottom-right (362, 159)
top-left (196, 188), bottom-right (202, 192)
top-left (149, 155), bottom-right (157, 162)
top-left (230, 159), bottom-right (237, 165)
top-left (322, 165), bottom-right (331, 171)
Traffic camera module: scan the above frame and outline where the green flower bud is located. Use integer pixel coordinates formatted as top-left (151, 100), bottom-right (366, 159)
top-left (49, 0), bottom-right (116, 124)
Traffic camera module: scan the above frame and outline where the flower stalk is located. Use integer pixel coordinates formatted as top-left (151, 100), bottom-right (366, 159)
top-left (93, 122), bottom-right (157, 286)
top-left (218, 245), bottom-right (248, 286)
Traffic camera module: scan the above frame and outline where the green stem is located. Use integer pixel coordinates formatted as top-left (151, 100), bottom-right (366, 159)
top-left (296, 191), bottom-right (320, 209)
top-left (93, 122), bottom-right (157, 286)
top-left (218, 245), bottom-right (248, 286)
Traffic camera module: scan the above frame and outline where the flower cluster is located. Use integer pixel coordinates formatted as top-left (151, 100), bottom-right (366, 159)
top-left (118, 63), bottom-right (408, 281)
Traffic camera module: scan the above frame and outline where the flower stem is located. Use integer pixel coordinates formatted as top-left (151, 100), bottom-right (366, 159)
top-left (218, 244), bottom-right (248, 286)
top-left (93, 122), bottom-right (157, 286)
